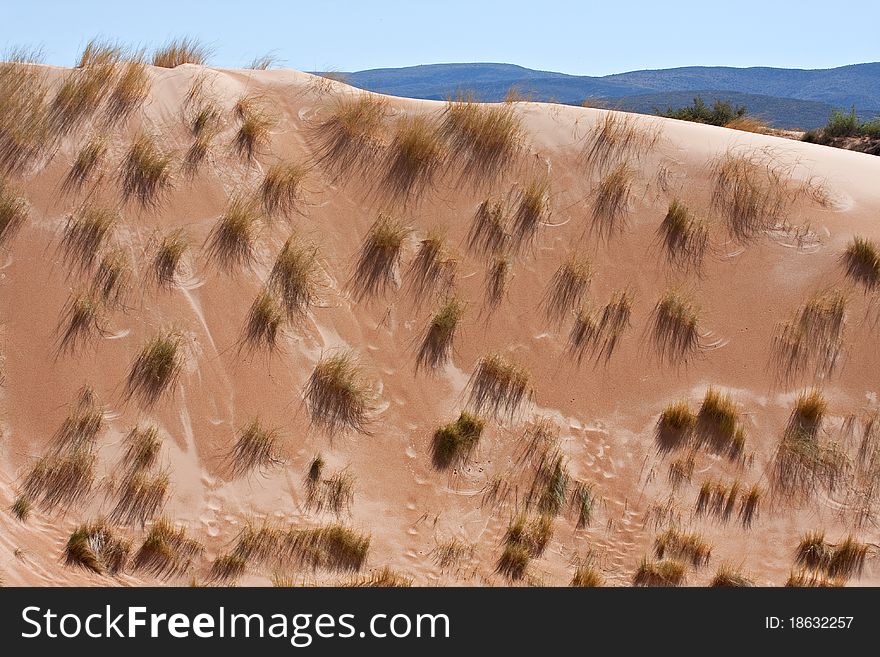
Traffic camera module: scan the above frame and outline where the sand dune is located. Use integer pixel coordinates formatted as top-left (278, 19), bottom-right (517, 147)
top-left (1, 59), bottom-right (880, 587)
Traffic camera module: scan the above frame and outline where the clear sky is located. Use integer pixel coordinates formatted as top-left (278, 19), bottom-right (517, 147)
top-left (2, 0), bottom-right (877, 75)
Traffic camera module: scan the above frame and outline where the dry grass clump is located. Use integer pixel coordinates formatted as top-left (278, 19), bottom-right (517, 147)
top-left (260, 162), bottom-right (307, 218)
top-left (76, 38), bottom-right (122, 68)
top-left (695, 387), bottom-right (746, 458)
top-left (52, 387), bottom-right (104, 453)
top-left (184, 124), bottom-right (217, 175)
top-left (485, 255), bottom-right (512, 307)
top-left (591, 162), bottom-right (634, 237)
top-left (350, 213), bottom-right (411, 300)
top-left (497, 514), bottom-right (553, 580)
top-left (210, 553), bottom-right (247, 582)
top-left (233, 96), bottom-right (274, 161)
top-left (790, 389), bottom-right (828, 437)
top-left (305, 467), bottom-right (355, 516)
top-left (64, 520), bottom-right (130, 575)
top-left (785, 569), bottom-right (843, 587)
top-left (50, 63), bottom-right (117, 135)
top-left (772, 290), bottom-right (846, 381)
top-left (268, 236), bottom-right (320, 320)
top-left (417, 298), bottom-right (465, 370)
top-left (12, 495), bottom-right (32, 521)
top-left (570, 481), bottom-right (596, 528)
top-left (247, 53), bottom-right (279, 70)
top-left (92, 248), bottom-right (131, 306)
top-left (794, 531), bottom-right (869, 580)
top-left (842, 236), bottom-right (880, 290)
top-left (772, 421), bottom-right (848, 500)
top-left (56, 292), bottom-right (105, 354)
top-left (106, 57), bottom-right (149, 124)
top-left (724, 116), bottom-right (769, 134)
top-left (653, 528), bottom-right (712, 567)
top-left (305, 351), bottom-right (375, 434)
top-left (110, 470), bottom-right (169, 526)
top-left (655, 400), bottom-right (696, 452)
top-left (312, 94), bottom-right (387, 175)
top-left (695, 478), bottom-right (743, 522)
top-left (512, 177), bottom-right (550, 247)
top-left (191, 102), bottom-right (221, 137)
top-left (568, 289), bottom-right (633, 363)
top-left (63, 135), bottom-right (107, 192)
top-left (382, 115), bottom-right (445, 199)
top-left (406, 227), bottom-right (458, 299)
top-left (121, 133), bottom-right (173, 207)
top-left (121, 425), bottom-right (162, 472)
top-left (125, 330), bottom-right (184, 406)
top-left (241, 290), bottom-right (285, 352)
top-left (468, 198), bottom-right (510, 255)
top-left (441, 95), bottom-right (521, 180)
top-left (711, 150), bottom-right (793, 241)
top-left (229, 418), bottom-right (283, 477)
top-left (650, 290), bottom-right (701, 365)
top-left (133, 517), bottom-right (203, 578)
top-left (285, 524), bottom-right (371, 572)
top-left (431, 411), bottom-right (484, 468)
top-left (0, 179), bottom-right (29, 246)
top-left (543, 254), bottom-right (591, 323)
top-left (467, 353), bottom-right (531, 418)
top-left (570, 563), bottom-right (604, 587)
top-left (632, 557), bottom-right (687, 586)
top-left (527, 449), bottom-right (570, 516)
top-left (658, 199), bottom-right (709, 271)
top-left (205, 195), bottom-right (261, 271)
top-left (152, 38), bottom-right (211, 68)
top-left (59, 206), bottom-right (117, 270)
top-left (582, 112), bottom-right (659, 172)
top-left (344, 566), bottom-right (412, 587)
top-left (668, 452), bottom-right (696, 490)
top-left (0, 61), bottom-right (52, 175)
top-left (710, 564), bottom-right (754, 587)
top-left (22, 450), bottom-right (96, 511)
top-left (151, 228), bottom-right (189, 287)
top-left (433, 538), bottom-right (475, 569)
top-left (739, 484), bottom-right (763, 527)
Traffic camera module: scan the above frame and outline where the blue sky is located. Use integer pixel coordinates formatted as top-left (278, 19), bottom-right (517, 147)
top-left (2, 0), bottom-right (877, 75)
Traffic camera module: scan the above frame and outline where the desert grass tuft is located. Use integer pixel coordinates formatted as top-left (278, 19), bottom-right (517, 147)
top-left (382, 115), bottom-right (445, 199)
top-left (468, 353), bottom-right (531, 418)
top-left (655, 400), bottom-right (696, 452)
top-left (417, 298), bottom-right (465, 370)
top-left (92, 247), bottom-right (131, 306)
top-left (543, 254), bottom-right (591, 323)
top-left (795, 530), bottom-right (832, 571)
top-left (260, 162), bottom-right (307, 218)
top-left (485, 254), bottom-right (512, 307)
top-left (233, 97), bottom-right (274, 161)
top-left (658, 199), bottom-right (709, 271)
top-left (710, 564), bottom-right (754, 587)
top-left (441, 95), bottom-right (521, 181)
top-left (406, 227), bottom-right (458, 299)
top-left (241, 289), bottom-right (286, 352)
top-left (59, 206), bottom-right (117, 270)
top-left (512, 177), bottom-right (550, 247)
top-left (230, 418), bottom-right (283, 477)
top-left (653, 528), bottom-right (712, 567)
top-left (785, 569), bottom-right (843, 587)
top-left (110, 470), bottom-right (169, 526)
top-left (305, 351), bottom-right (375, 434)
top-left (789, 389), bottom-right (828, 437)
top-left (739, 484), bottom-right (762, 527)
top-left (247, 53), bottom-right (279, 70)
top-left (50, 63), bottom-right (117, 134)
top-left (56, 292), bottom-right (105, 354)
top-left (842, 236), bottom-right (880, 290)
top-left (306, 468), bottom-right (355, 516)
top-left (121, 425), bottom-right (162, 472)
top-left (125, 330), bottom-right (183, 406)
top-left (497, 514), bottom-right (553, 580)
top-left (152, 38), bottom-right (211, 68)
top-left (431, 411), bottom-right (484, 468)
top-left (632, 557), bottom-right (687, 586)
top-left (345, 566), bottom-right (413, 587)
top-left (284, 524), bottom-right (371, 572)
top-left (62, 135), bottom-right (107, 192)
top-left (570, 481), bottom-right (596, 528)
top-left (827, 535), bottom-right (869, 579)
top-left (205, 195), bottom-right (260, 271)
top-left (0, 61), bottom-right (53, 175)
top-left (772, 290), bottom-right (847, 382)
top-left (210, 553), bottom-right (247, 582)
top-left (22, 450), bottom-right (95, 511)
top-left (696, 387), bottom-right (745, 458)
top-left (133, 517), bottom-right (203, 578)
top-left (151, 228), bottom-right (189, 287)
top-left (570, 563), bottom-right (604, 587)
top-left (52, 386), bottom-right (104, 453)
top-left (268, 236), bottom-right (320, 320)
top-left (106, 57), bottom-right (149, 124)
top-left (433, 538), bottom-right (475, 569)
top-left (527, 449), bottom-right (570, 516)
top-left (582, 112), bottom-right (658, 172)
top-left (64, 520), bottom-right (130, 575)
top-left (120, 133), bottom-right (173, 207)
top-left (76, 38), bottom-right (122, 69)
top-left (312, 94), bottom-right (386, 175)
top-left (12, 495), bottom-right (31, 522)
top-left (591, 162), bottom-right (634, 237)
top-left (668, 452), bottom-right (696, 490)
top-left (350, 213), bottom-right (411, 299)
top-left (568, 290), bottom-right (633, 363)
top-left (0, 179), bottom-right (29, 246)
top-left (650, 290), bottom-right (702, 365)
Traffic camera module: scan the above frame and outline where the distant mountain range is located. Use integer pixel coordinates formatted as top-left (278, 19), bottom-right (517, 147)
top-left (342, 63), bottom-right (880, 130)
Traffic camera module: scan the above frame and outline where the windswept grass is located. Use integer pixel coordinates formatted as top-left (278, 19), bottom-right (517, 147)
top-left (233, 96), bottom-right (274, 161)
top-left (0, 61), bottom-right (52, 175)
top-left (468, 198), bottom-right (510, 255)
top-left (151, 228), bottom-right (189, 287)
top-left (485, 255), bottom-right (512, 307)
top-left (710, 564), bottom-right (754, 587)
top-left (133, 517), bottom-right (203, 578)
top-left (65, 520), bottom-right (130, 575)
top-left (431, 411), bottom-right (484, 468)
top-left (0, 179), bottom-right (29, 246)
top-left (305, 468), bottom-right (355, 516)
top-left (543, 254), bottom-right (591, 323)
top-left (52, 386), bottom-right (104, 453)
top-left (305, 351), bottom-right (375, 434)
top-left (63, 135), bottom-right (107, 192)
top-left (441, 95), bottom-right (521, 181)
top-left (582, 112), bottom-right (659, 172)
top-left (512, 177), bottom-right (550, 247)
top-left (344, 566), bottom-right (412, 587)
top-left (210, 553), bottom-right (247, 582)
top-left (230, 418), bottom-right (283, 477)
top-left (772, 290), bottom-right (846, 381)
top-left (268, 236), bottom-right (320, 320)
top-left (121, 425), bottom-right (162, 472)
top-left (350, 213), bottom-right (411, 299)
top-left (468, 353), bottom-right (531, 418)
top-left (739, 484), bottom-right (763, 527)
top-left (658, 199), bottom-right (709, 271)
top-left (76, 38), bottom-right (122, 69)
top-left (121, 133), bottom-right (173, 207)
top-left (785, 570), bottom-right (843, 587)
top-left (842, 236), bottom-right (880, 289)
top-left (497, 514), bottom-right (553, 580)
top-left (60, 206), bottom-right (117, 270)
top-left (22, 450), bottom-right (95, 511)
top-left (152, 38), bottom-right (211, 68)
top-left (591, 162), bottom-right (634, 237)
top-left (433, 538), bottom-right (475, 569)
top-left (696, 387), bottom-right (745, 458)
top-left (632, 557), bottom-right (686, 586)
top-left (695, 478), bottom-right (743, 522)
top-left (92, 247), bottom-right (131, 306)
top-left (417, 298), bottom-right (465, 370)
top-left (382, 115), bottom-right (445, 199)
top-left (655, 400), bottom-right (696, 452)
top-left (285, 524), bottom-right (371, 572)
top-left (527, 449), bottom-right (570, 516)
top-left (653, 528), bottom-right (712, 567)
top-left (107, 57), bottom-right (149, 124)
top-left (110, 470), bottom-right (169, 526)
top-left (571, 563), bottom-right (604, 587)
top-left (668, 452), bottom-right (696, 490)
top-left (205, 195), bottom-right (260, 271)
top-left (12, 495), bottom-right (31, 522)
top-left (260, 162), bottom-right (307, 218)
top-left (241, 289), bottom-right (285, 352)
top-left (312, 94), bottom-right (386, 175)
top-left (125, 330), bottom-right (184, 406)
top-left (56, 292), bottom-right (105, 354)
top-left (51, 63), bottom-right (117, 134)
top-left (773, 420), bottom-right (848, 501)
top-left (570, 481), bottom-right (596, 528)
top-left (406, 227), bottom-right (458, 299)
top-left (650, 290), bottom-right (701, 365)
top-left (568, 289), bottom-right (633, 363)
